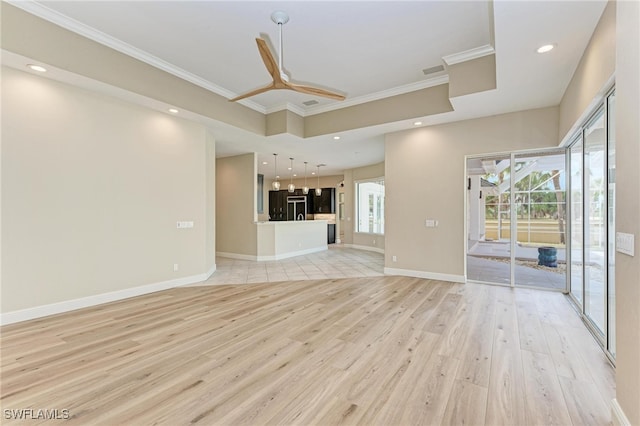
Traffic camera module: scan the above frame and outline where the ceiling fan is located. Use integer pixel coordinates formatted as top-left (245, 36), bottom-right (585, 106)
top-left (229, 11), bottom-right (346, 102)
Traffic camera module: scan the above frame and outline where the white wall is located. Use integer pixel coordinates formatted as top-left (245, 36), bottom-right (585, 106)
top-left (1, 66), bottom-right (214, 317)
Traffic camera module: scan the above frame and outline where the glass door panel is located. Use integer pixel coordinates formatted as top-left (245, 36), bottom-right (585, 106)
top-left (570, 139), bottom-right (584, 304)
top-left (466, 156), bottom-right (512, 285)
top-left (513, 151), bottom-right (567, 289)
top-left (584, 110), bottom-right (606, 335)
top-left (607, 92), bottom-right (616, 356)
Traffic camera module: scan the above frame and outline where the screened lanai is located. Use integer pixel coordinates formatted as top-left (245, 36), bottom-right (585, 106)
top-left (466, 151), bottom-right (568, 289)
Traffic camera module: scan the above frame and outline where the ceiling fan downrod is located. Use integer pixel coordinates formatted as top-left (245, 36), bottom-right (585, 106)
top-left (271, 11), bottom-right (289, 82)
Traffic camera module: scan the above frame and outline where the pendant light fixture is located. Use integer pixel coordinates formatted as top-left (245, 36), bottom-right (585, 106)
top-left (272, 154), bottom-right (280, 190)
top-left (302, 162), bottom-right (310, 195)
top-left (288, 158), bottom-right (296, 193)
top-left (315, 164), bottom-right (324, 196)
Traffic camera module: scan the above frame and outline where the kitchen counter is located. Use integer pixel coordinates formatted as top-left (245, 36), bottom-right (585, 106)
top-left (254, 220), bottom-right (328, 261)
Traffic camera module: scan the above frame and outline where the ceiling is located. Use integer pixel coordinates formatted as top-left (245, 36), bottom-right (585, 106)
top-left (6, 1), bottom-right (607, 180)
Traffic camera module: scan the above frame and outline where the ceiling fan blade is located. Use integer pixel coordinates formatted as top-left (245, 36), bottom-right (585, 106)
top-left (287, 82), bottom-right (346, 101)
top-left (228, 83), bottom-right (275, 102)
top-left (256, 38), bottom-right (282, 81)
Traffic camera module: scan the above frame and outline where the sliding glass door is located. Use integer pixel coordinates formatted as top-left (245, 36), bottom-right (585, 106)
top-left (569, 138), bottom-right (584, 305)
top-left (466, 155), bottom-right (512, 285)
top-left (583, 110), bottom-right (607, 334)
top-left (566, 88), bottom-right (616, 360)
top-left (513, 151), bottom-right (567, 289)
top-left (466, 150), bottom-right (567, 291)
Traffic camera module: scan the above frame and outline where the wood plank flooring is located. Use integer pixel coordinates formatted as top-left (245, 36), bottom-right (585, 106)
top-left (0, 277), bottom-right (615, 425)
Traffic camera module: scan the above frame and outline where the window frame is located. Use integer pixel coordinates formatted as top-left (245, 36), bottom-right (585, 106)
top-left (354, 177), bottom-right (385, 235)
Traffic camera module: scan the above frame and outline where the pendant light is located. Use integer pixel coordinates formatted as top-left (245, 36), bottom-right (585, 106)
top-left (315, 164), bottom-right (323, 196)
top-left (288, 158), bottom-right (295, 193)
top-left (272, 154), bottom-right (280, 190)
top-left (302, 162), bottom-right (310, 195)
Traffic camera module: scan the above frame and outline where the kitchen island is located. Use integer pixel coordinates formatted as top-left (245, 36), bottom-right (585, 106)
top-left (255, 220), bottom-right (328, 261)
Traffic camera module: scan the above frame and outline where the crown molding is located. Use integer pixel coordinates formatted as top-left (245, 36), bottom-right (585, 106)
top-left (7, 0), bottom-right (267, 114)
top-left (265, 102), bottom-right (306, 117)
top-left (304, 75), bottom-right (449, 117)
top-left (8, 1), bottom-right (463, 120)
top-left (442, 44), bottom-right (495, 66)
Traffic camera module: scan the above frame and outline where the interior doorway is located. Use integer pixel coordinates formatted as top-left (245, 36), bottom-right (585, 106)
top-left (466, 149), bottom-right (568, 291)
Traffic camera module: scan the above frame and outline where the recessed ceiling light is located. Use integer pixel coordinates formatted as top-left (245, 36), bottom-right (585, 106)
top-left (262, 161), bottom-right (268, 165)
top-left (287, 167), bottom-right (292, 170)
top-left (293, 174), bottom-right (297, 177)
top-left (413, 121), bottom-right (422, 126)
top-left (311, 172), bottom-right (316, 175)
top-left (333, 136), bottom-right (341, 140)
top-left (27, 64), bottom-right (47, 72)
top-left (168, 108), bottom-right (179, 114)
top-left (536, 44), bottom-right (555, 53)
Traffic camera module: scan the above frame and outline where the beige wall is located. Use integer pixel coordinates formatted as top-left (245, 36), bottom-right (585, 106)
top-left (385, 107), bottom-right (559, 279)
top-left (1, 3), bottom-right (265, 137)
top-left (559, 1), bottom-right (616, 141)
top-left (216, 153), bottom-right (258, 256)
top-left (342, 162), bottom-right (386, 250)
top-left (1, 66), bottom-right (211, 313)
top-left (614, 0), bottom-right (640, 423)
top-left (205, 131), bottom-right (216, 272)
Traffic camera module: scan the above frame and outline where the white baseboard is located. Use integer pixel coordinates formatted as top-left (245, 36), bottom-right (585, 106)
top-left (384, 267), bottom-right (465, 283)
top-left (344, 244), bottom-right (385, 254)
top-left (0, 268), bottom-right (215, 326)
top-left (205, 263), bottom-right (217, 279)
top-left (611, 399), bottom-right (631, 426)
top-left (216, 252), bottom-right (257, 261)
top-left (257, 246), bottom-right (328, 261)
top-left (218, 246), bottom-right (328, 262)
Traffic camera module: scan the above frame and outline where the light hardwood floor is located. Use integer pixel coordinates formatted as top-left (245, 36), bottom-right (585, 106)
top-left (0, 277), bottom-right (615, 425)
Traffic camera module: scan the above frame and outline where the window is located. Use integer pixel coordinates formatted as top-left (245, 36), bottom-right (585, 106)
top-left (356, 179), bottom-right (385, 234)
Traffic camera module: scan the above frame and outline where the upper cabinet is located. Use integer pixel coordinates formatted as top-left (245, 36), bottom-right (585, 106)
top-left (269, 187), bottom-right (335, 219)
top-left (313, 188), bottom-right (335, 213)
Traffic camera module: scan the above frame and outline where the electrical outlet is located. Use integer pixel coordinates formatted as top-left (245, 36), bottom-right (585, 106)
top-left (392, 255), bottom-right (397, 262)
top-left (173, 264), bottom-right (179, 272)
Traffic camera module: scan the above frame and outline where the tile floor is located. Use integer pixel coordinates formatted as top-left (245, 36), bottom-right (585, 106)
top-left (192, 245), bottom-right (384, 286)
top-left (467, 254), bottom-right (566, 289)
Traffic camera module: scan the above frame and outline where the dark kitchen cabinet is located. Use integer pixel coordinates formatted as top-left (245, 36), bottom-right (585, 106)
top-left (312, 188), bottom-right (335, 213)
top-left (268, 190), bottom-right (287, 221)
top-left (327, 224), bottom-right (336, 244)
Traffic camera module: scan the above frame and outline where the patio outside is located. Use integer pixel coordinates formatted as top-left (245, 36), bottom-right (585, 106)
top-left (467, 153), bottom-right (567, 290)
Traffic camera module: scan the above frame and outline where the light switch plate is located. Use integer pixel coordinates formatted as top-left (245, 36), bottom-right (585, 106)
top-left (177, 221), bottom-right (194, 229)
top-left (616, 232), bottom-right (635, 256)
